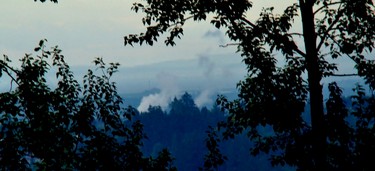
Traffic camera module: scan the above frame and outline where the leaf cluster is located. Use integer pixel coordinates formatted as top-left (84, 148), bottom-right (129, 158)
top-left (125, 0), bottom-right (252, 46)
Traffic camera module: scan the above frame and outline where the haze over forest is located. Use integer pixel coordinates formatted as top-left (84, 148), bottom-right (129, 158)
top-left (0, 0), bottom-right (364, 105)
top-left (1, 0), bottom-right (375, 170)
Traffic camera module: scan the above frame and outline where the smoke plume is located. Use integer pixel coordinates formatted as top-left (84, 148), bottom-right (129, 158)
top-left (137, 72), bottom-right (179, 113)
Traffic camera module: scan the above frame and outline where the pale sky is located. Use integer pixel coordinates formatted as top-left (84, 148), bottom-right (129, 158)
top-left (0, 0), bottom-right (295, 67)
top-left (1, 0), bottom-right (235, 67)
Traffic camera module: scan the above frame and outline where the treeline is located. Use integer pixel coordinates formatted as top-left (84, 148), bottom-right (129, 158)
top-left (0, 41), bottom-right (289, 170)
top-left (135, 92), bottom-right (290, 171)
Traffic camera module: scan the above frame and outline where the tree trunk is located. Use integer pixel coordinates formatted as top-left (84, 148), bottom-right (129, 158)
top-left (299, 0), bottom-right (327, 169)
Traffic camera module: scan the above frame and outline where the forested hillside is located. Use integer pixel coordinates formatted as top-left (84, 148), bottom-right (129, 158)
top-left (136, 92), bottom-right (292, 171)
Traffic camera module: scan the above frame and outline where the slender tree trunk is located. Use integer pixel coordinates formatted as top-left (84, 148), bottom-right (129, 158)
top-left (299, 0), bottom-right (327, 169)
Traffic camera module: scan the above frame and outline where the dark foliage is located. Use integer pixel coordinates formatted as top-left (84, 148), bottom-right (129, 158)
top-left (138, 93), bottom-right (290, 171)
top-left (0, 40), bottom-right (176, 170)
top-left (137, 93), bottom-right (226, 171)
top-left (125, 0), bottom-right (375, 170)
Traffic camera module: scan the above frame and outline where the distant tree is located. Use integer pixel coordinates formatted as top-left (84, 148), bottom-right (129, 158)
top-left (125, 0), bottom-right (375, 170)
top-left (0, 40), bottom-right (176, 170)
top-left (170, 92), bottom-right (200, 116)
top-left (139, 93), bottom-right (277, 171)
top-left (146, 105), bottom-right (166, 117)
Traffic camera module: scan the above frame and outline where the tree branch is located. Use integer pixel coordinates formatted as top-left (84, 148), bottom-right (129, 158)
top-left (0, 62), bottom-right (20, 87)
top-left (169, 15), bottom-right (194, 28)
top-left (4, 69), bottom-right (19, 87)
top-left (329, 73), bottom-right (358, 77)
top-left (313, 1), bottom-right (342, 15)
top-left (219, 43), bottom-right (240, 48)
top-left (289, 33), bottom-right (303, 37)
top-left (240, 17), bottom-right (306, 57)
top-left (326, 33), bottom-right (370, 73)
top-left (316, 5), bottom-right (344, 51)
top-left (239, 17), bottom-right (257, 28)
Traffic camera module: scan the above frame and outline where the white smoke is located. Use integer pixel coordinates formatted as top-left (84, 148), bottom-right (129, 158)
top-left (198, 55), bottom-right (215, 78)
top-left (137, 53), bottom-right (234, 112)
top-left (137, 72), bottom-right (180, 113)
top-left (203, 29), bottom-right (225, 44)
top-left (194, 55), bottom-right (217, 108)
top-left (194, 89), bottom-right (214, 108)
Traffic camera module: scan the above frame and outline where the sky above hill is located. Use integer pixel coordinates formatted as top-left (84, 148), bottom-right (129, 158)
top-left (1, 0), bottom-right (294, 67)
top-left (0, 0), bottom-right (366, 110)
top-left (1, 0), bottom-right (234, 66)
top-left (0, 0), bottom-right (251, 109)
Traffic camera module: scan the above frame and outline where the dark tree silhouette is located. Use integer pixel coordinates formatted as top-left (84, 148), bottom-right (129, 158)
top-left (138, 93), bottom-right (266, 171)
top-left (170, 92), bottom-right (200, 116)
top-left (124, 0), bottom-right (375, 170)
top-left (0, 40), bottom-right (176, 170)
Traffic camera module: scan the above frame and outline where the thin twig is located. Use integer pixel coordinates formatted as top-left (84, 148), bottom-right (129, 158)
top-left (289, 33), bottom-right (303, 37)
top-left (169, 15), bottom-right (194, 29)
top-left (219, 43), bottom-right (240, 47)
top-left (240, 16), bottom-right (306, 57)
top-left (329, 73), bottom-right (358, 77)
top-left (316, 3), bottom-right (343, 51)
top-left (9, 79), bottom-right (14, 92)
top-left (2, 67), bottom-right (20, 86)
top-left (314, 1), bottom-right (342, 15)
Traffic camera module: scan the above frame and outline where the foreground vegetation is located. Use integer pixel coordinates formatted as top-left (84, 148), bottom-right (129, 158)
top-left (0, 41), bottom-right (175, 170)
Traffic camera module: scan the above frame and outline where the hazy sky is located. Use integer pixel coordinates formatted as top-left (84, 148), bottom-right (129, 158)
top-left (1, 0), bottom-right (235, 67)
top-left (0, 0), bottom-right (366, 106)
top-left (0, 0), bottom-right (250, 100)
top-left (0, 0), bottom-right (295, 67)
